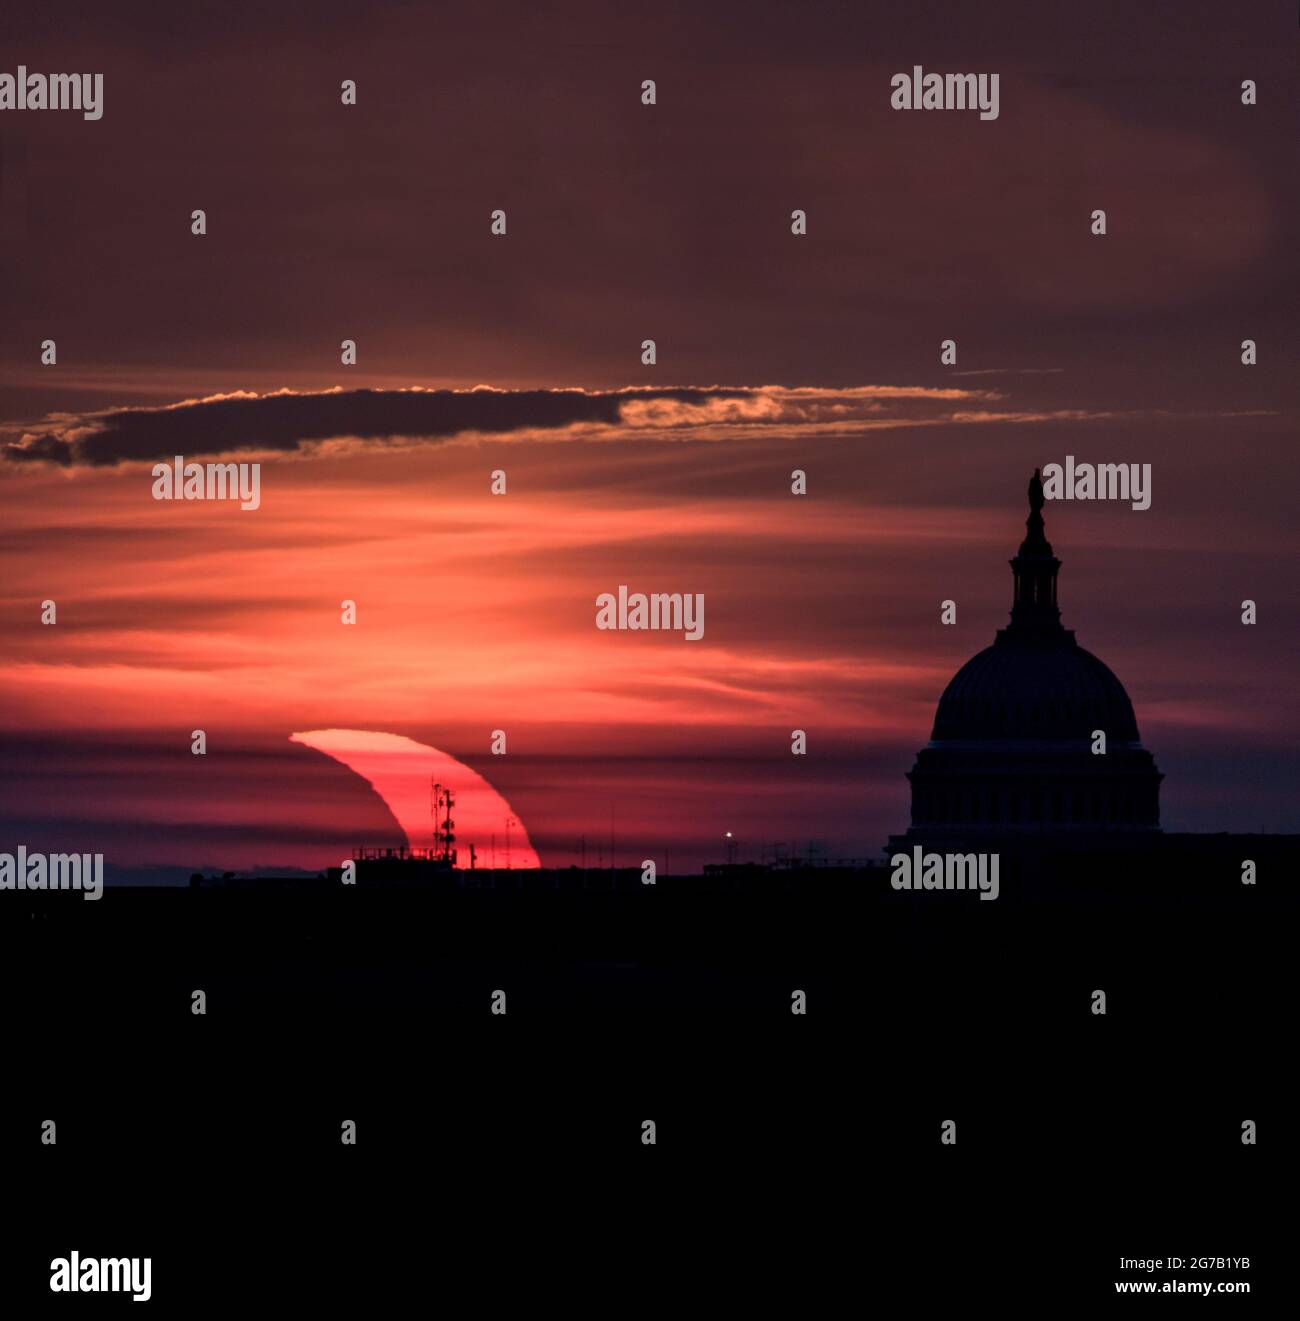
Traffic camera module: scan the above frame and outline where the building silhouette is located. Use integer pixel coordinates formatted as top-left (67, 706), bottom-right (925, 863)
top-left (893, 470), bottom-right (1164, 855)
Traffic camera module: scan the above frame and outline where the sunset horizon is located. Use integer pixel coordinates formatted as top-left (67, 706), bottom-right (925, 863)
top-left (3, 379), bottom-right (1294, 878)
top-left (5, 372), bottom-right (1294, 877)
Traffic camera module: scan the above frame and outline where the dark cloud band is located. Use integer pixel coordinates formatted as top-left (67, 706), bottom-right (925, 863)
top-left (3, 386), bottom-right (755, 467)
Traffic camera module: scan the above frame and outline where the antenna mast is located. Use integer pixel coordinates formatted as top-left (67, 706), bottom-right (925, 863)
top-left (431, 779), bottom-right (458, 866)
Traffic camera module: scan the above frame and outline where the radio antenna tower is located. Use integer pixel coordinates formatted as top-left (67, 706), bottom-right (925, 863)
top-left (431, 780), bottom-right (458, 866)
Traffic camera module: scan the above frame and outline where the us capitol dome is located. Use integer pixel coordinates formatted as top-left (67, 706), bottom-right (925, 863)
top-left (893, 470), bottom-right (1162, 847)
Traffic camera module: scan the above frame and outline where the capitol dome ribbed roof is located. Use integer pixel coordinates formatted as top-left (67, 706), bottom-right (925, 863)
top-left (931, 638), bottom-right (1140, 743)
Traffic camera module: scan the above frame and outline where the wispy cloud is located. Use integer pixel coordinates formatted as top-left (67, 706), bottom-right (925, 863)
top-left (6, 381), bottom-right (1216, 468)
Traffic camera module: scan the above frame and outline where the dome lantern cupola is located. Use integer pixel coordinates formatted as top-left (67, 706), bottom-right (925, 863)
top-left (1007, 467), bottom-right (1063, 636)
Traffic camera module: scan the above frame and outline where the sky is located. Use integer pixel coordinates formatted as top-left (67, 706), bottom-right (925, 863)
top-left (1, 1), bottom-right (1296, 877)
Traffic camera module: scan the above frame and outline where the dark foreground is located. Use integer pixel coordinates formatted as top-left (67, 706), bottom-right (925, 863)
top-left (2, 842), bottom-right (1293, 1307)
